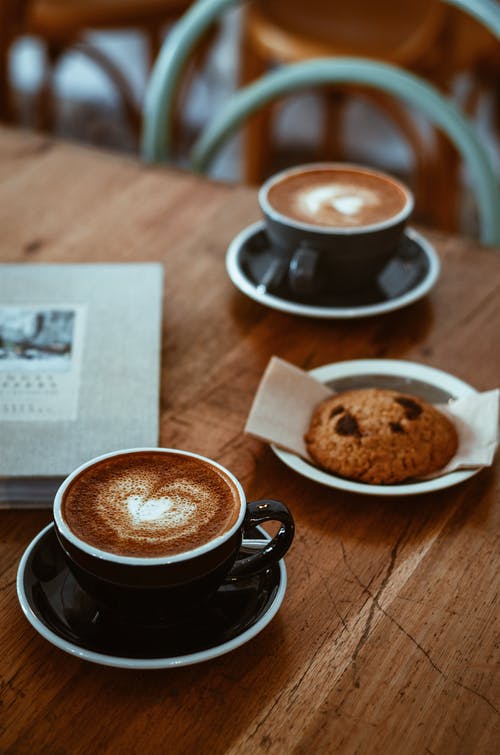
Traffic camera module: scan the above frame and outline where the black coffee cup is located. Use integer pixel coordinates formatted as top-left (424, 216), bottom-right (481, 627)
top-left (259, 163), bottom-right (414, 295)
top-left (53, 448), bottom-right (294, 624)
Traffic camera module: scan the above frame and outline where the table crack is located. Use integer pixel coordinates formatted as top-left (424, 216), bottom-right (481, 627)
top-left (453, 680), bottom-right (499, 716)
top-left (341, 522), bottom-right (411, 687)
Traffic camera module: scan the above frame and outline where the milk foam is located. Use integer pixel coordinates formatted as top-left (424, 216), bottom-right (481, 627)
top-left (95, 478), bottom-right (212, 544)
top-left (266, 168), bottom-right (408, 228)
top-left (62, 452), bottom-right (241, 557)
top-left (297, 183), bottom-right (378, 222)
top-left (126, 494), bottom-right (195, 526)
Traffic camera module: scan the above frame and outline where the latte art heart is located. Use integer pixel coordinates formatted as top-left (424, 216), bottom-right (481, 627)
top-left (266, 168), bottom-right (408, 228)
top-left (298, 184), bottom-right (379, 223)
top-left (332, 195), bottom-right (364, 215)
top-left (61, 451), bottom-right (241, 557)
top-left (101, 479), bottom-right (207, 539)
top-left (125, 494), bottom-right (195, 526)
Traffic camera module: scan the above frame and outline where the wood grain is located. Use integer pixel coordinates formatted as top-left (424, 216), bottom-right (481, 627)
top-left (0, 127), bottom-right (499, 755)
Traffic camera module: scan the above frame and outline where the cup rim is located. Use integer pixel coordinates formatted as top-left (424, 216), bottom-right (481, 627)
top-left (53, 448), bottom-right (247, 566)
top-left (258, 162), bottom-right (414, 235)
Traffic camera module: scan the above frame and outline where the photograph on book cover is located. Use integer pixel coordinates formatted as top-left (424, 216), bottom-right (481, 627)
top-left (0, 305), bottom-right (86, 422)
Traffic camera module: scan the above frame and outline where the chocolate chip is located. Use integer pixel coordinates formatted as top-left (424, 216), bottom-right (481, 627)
top-left (23, 239), bottom-right (43, 254)
top-left (335, 412), bottom-right (361, 437)
top-left (390, 421), bottom-right (405, 434)
top-left (329, 405), bottom-right (345, 419)
top-left (395, 396), bottom-right (423, 419)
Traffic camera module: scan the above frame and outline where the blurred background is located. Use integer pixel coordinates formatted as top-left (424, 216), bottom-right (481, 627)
top-left (1, 0), bottom-right (499, 234)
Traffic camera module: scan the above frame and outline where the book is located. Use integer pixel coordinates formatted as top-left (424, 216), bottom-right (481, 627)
top-left (0, 263), bottom-right (163, 507)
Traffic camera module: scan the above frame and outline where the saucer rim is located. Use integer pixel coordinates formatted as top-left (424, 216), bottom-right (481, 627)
top-left (271, 359), bottom-right (479, 496)
top-left (226, 221), bottom-right (440, 319)
top-left (16, 523), bottom-right (287, 670)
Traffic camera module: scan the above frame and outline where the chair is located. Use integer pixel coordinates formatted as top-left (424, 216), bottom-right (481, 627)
top-left (240, 0), bottom-right (447, 175)
top-left (0, 0), bottom-right (195, 136)
top-left (240, 0), bottom-right (500, 230)
top-left (240, 3), bottom-right (500, 129)
top-left (141, 0), bottom-right (500, 245)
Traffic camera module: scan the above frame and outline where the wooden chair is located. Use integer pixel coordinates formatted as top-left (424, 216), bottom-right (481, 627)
top-left (240, 0), bottom-right (500, 230)
top-left (0, 0), bottom-right (195, 136)
top-left (0, 1), bottom-right (29, 121)
top-left (141, 0), bottom-right (500, 245)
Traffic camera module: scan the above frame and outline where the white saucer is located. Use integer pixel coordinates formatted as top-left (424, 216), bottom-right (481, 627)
top-left (272, 359), bottom-right (479, 496)
top-left (17, 524), bottom-right (287, 670)
top-left (226, 221), bottom-right (440, 319)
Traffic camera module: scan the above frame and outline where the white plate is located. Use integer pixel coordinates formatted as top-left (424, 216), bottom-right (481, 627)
top-left (226, 221), bottom-right (440, 319)
top-left (271, 359), bottom-right (479, 496)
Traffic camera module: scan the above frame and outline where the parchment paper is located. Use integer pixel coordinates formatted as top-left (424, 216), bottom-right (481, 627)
top-left (245, 357), bottom-right (499, 478)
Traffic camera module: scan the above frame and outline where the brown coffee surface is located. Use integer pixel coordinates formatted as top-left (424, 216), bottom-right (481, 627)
top-left (62, 452), bottom-right (241, 557)
top-left (266, 168), bottom-right (408, 228)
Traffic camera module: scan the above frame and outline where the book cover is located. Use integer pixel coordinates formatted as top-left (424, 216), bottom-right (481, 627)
top-left (0, 263), bottom-right (163, 506)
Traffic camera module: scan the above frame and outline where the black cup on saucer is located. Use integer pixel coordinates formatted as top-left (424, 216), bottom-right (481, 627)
top-left (258, 163), bottom-right (414, 296)
top-left (52, 448), bottom-right (294, 625)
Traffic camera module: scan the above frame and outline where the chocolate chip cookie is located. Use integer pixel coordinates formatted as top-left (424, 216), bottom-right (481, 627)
top-left (304, 388), bottom-right (458, 484)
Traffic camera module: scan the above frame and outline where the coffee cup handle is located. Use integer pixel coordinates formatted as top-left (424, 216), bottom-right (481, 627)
top-left (288, 244), bottom-right (320, 295)
top-left (230, 499), bottom-right (295, 577)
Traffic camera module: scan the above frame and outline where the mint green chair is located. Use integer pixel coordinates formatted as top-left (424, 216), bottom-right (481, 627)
top-left (141, 0), bottom-right (500, 245)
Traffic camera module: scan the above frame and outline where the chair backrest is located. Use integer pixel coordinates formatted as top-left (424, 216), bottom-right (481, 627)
top-left (248, 0), bottom-right (447, 65)
top-left (141, 0), bottom-right (500, 245)
top-left (0, 0), bottom-right (31, 120)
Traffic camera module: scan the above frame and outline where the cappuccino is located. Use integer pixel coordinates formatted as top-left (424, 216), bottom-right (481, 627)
top-left (266, 167), bottom-right (408, 229)
top-left (61, 451), bottom-right (241, 558)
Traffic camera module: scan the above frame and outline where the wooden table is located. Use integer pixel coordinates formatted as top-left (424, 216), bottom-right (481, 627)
top-left (0, 128), bottom-right (499, 754)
